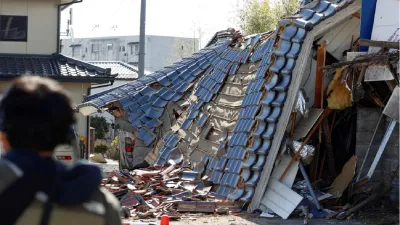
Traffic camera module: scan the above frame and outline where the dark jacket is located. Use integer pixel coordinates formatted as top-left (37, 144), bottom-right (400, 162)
top-left (0, 150), bottom-right (121, 225)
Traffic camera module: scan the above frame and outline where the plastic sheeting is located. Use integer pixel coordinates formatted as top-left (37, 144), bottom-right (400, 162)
top-left (294, 89), bottom-right (309, 118)
top-left (291, 141), bottom-right (315, 165)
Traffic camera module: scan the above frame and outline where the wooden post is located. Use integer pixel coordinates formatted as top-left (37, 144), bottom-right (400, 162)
top-left (314, 40), bottom-right (326, 109)
top-left (290, 112), bottom-right (297, 137)
top-left (311, 40), bottom-right (326, 181)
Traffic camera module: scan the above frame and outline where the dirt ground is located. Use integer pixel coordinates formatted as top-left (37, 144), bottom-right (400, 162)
top-left (126, 210), bottom-right (399, 225)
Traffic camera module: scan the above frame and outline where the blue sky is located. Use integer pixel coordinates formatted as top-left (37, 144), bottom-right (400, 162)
top-left (61, 0), bottom-right (239, 47)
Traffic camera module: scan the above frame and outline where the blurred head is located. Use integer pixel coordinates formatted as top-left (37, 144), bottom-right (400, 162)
top-left (0, 75), bottom-right (75, 153)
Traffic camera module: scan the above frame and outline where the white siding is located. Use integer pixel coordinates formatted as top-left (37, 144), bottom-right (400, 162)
top-left (370, 0), bottom-right (400, 48)
top-left (0, 0), bottom-right (60, 54)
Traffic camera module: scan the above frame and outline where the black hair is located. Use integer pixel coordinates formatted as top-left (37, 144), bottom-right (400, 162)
top-left (0, 75), bottom-right (76, 152)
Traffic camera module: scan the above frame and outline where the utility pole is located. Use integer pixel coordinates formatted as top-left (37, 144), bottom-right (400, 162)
top-left (193, 23), bottom-right (196, 52)
top-left (138, 0), bottom-right (146, 78)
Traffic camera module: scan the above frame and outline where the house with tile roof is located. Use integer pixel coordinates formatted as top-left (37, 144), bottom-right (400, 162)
top-left (77, 0), bottom-right (363, 210)
top-left (0, 0), bottom-right (116, 154)
top-left (86, 61), bottom-right (152, 122)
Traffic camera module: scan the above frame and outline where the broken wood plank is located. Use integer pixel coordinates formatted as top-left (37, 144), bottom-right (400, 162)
top-left (352, 12), bottom-right (360, 19)
top-left (290, 112), bottom-right (297, 137)
top-left (314, 40), bottom-right (326, 108)
top-left (360, 39), bottom-right (400, 49)
top-left (177, 201), bottom-right (197, 212)
top-left (328, 156), bottom-right (357, 198)
top-left (321, 53), bottom-right (397, 70)
top-left (313, 38), bottom-right (326, 181)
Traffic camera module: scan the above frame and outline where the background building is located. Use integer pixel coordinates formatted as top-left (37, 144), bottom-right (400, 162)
top-left (61, 35), bottom-right (199, 72)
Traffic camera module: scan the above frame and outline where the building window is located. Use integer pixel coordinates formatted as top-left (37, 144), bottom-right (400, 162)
top-left (71, 46), bottom-right (81, 57)
top-left (122, 46), bottom-right (125, 52)
top-left (0, 15), bottom-right (28, 41)
top-left (92, 43), bottom-right (99, 53)
top-left (107, 43), bottom-right (113, 50)
top-left (130, 44), bottom-right (139, 55)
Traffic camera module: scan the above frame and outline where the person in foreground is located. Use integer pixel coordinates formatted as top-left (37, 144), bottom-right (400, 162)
top-left (0, 76), bottom-right (121, 225)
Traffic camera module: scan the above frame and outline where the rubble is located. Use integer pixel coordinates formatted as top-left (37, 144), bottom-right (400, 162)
top-left (102, 166), bottom-right (242, 222)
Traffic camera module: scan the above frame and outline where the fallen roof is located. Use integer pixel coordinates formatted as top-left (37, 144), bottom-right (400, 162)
top-left (88, 61), bottom-right (151, 80)
top-left (0, 53), bottom-right (116, 83)
top-left (77, 0), bottom-right (360, 209)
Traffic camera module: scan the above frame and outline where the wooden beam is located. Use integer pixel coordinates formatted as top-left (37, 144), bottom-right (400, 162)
top-left (352, 12), bottom-right (360, 19)
top-left (290, 112), bottom-right (297, 137)
top-left (314, 40), bottom-right (326, 108)
top-left (360, 39), bottom-right (400, 49)
top-left (249, 0), bottom-right (362, 211)
top-left (320, 53), bottom-right (397, 70)
top-left (311, 40), bottom-right (326, 181)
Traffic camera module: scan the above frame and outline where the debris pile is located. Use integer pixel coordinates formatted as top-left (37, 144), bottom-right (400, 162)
top-left (102, 166), bottom-right (242, 221)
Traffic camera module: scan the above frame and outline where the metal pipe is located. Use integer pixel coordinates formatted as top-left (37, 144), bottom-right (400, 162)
top-left (355, 112), bottom-right (384, 181)
top-left (366, 119), bottom-right (397, 178)
top-left (138, 0), bottom-right (146, 78)
top-left (298, 161), bottom-right (322, 211)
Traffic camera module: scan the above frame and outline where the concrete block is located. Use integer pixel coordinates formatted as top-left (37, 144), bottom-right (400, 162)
top-left (356, 144), bottom-right (399, 158)
top-left (356, 132), bottom-right (385, 145)
top-left (356, 119), bottom-right (385, 132)
top-left (357, 108), bottom-right (382, 121)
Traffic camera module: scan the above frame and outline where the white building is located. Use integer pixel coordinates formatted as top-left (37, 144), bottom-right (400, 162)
top-left (61, 35), bottom-right (199, 72)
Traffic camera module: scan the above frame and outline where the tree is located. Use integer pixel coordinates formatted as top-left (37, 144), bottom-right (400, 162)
top-left (90, 116), bottom-right (109, 139)
top-left (236, 0), bottom-right (300, 35)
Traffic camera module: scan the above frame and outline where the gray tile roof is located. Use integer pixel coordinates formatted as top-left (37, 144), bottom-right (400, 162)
top-left (88, 61), bottom-right (151, 80)
top-left (205, 29), bottom-right (235, 47)
top-left (77, 0), bottom-right (356, 204)
top-left (0, 53), bottom-right (116, 82)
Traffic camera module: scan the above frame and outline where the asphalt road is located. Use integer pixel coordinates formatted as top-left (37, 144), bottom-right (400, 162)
top-left (90, 159), bottom-right (119, 173)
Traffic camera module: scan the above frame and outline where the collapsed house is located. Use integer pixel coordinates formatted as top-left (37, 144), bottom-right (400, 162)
top-left (77, 0), bottom-right (399, 220)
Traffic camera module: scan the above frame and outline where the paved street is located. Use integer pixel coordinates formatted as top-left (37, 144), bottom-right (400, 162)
top-left (90, 159), bottom-right (119, 173)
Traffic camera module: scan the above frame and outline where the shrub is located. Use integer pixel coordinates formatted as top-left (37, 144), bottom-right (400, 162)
top-left (108, 147), bottom-right (120, 160)
top-left (91, 116), bottom-right (110, 139)
top-left (94, 143), bottom-right (108, 154)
